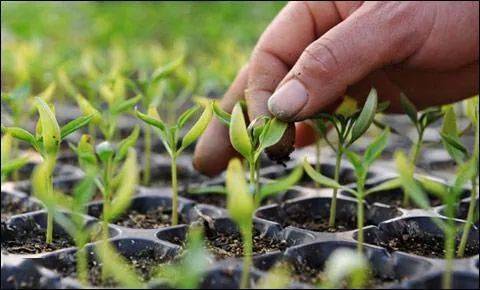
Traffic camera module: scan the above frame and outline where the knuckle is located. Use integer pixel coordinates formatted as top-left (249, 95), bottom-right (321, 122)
top-left (296, 39), bottom-right (341, 80)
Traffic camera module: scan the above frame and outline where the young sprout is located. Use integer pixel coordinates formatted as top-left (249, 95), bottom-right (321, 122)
top-left (1, 132), bottom-right (30, 183)
top-left (399, 93), bottom-right (444, 207)
top-left (310, 88), bottom-right (383, 228)
top-left (304, 128), bottom-right (392, 252)
top-left (320, 248), bottom-right (370, 288)
top-left (440, 98), bottom-right (479, 257)
top-left (395, 151), bottom-right (477, 289)
top-left (1, 97), bottom-right (93, 243)
top-left (128, 56), bottom-right (184, 185)
top-left (136, 102), bottom-right (213, 225)
top-left (213, 101), bottom-right (288, 204)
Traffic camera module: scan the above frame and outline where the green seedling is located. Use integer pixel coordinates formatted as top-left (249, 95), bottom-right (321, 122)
top-left (128, 55), bottom-right (185, 185)
top-left (311, 88), bottom-right (384, 228)
top-left (304, 128), bottom-right (393, 252)
top-left (395, 151), bottom-right (477, 289)
top-left (440, 98), bottom-right (479, 257)
top-left (136, 102), bottom-right (213, 225)
top-left (213, 101), bottom-right (288, 204)
top-left (1, 97), bottom-right (93, 243)
top-left (1, 132), bottom-right (30, 183)
top-left (399, 93), bottom-right (444, 207)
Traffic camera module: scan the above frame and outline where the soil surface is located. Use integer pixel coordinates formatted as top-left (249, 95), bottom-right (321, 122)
top-left (1, 193), bottom-right (41, 222)
top-left (363, 190), bottom-right (444, 209)
top-left (181, 193), bottom-right (227, 208)
top-left (56, 248), bottom-right (171, 287)
top-left (113, 206), bottom-right (185, 229)
top-left (276, 209), bottom-right (362, 232)
top-left (1, 224), bottom-right (75, 254)
top-left (372, 234), bottom-right (479, 258)
top-left (281, 261), bottom-right (401, 288)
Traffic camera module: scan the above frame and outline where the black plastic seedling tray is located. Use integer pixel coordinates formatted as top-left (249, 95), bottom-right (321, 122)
top-left (1, 149), bottom-right (479, 289)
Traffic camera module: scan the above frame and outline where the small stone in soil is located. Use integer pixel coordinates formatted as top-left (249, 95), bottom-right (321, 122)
top-left (113, 206), bottom-right (184, 229)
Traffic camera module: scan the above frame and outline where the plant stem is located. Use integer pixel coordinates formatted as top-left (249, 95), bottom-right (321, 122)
top-left (404, 132), bottom-right (423, 207)
top-left (46, 174), bottom-right (54, 244)
top-left (143, 125), bottom-right (152, 185)
top-left (329, 148), bottom-right (343, 228)
top-left (77, 242), bottom-right (88, 285)
top-left (357, 189), bottom-right (365, 254)
top-left (239, 226), bottom-right (253, 289)
top-left (171, 156), bottom-right (179, 225)
top-left (442, 201), bottom-right (455, 289)
top-left (315, 140), bottom-right (321, 188)
top-left (457, 177), bottom-right (477, 257)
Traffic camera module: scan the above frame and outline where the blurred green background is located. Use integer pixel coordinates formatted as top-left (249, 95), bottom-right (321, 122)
top-left (1, 1), bottom-right (285, 95)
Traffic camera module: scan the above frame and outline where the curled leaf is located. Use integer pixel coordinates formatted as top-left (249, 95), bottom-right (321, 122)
top-left (229, 102), bottom-right (252, 161)
top-left (35, 97), bottom-right (60, 156)
top-left (179, 102), bottom-right (213, 153)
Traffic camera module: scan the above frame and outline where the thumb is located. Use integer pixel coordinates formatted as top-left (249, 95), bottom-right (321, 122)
top-left (267, 2), bottom-right (433, 122)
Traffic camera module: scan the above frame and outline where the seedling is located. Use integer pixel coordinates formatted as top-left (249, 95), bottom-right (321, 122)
top-left (440, 98), bottom-right (479, 257)
top-left (1, 132), bottom-right (30, 183)
top-left (304, 128), bottom-right (393, 252)
top-left (399, 93), bottom-right (444, 207)
top-left (311, 88), bottom-right (384, 228)
top-left (213, 101), bottom-right (288, 204)
top-left (395, 150), bottom-right (477, 289)
top-left (1, 97), bottom-right (93, 243)
top-left (136, 102), bottom-right (213, 225)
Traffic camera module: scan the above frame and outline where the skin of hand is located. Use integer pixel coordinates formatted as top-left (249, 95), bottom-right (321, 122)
top-left (194, 1), bottom-right (479, 176)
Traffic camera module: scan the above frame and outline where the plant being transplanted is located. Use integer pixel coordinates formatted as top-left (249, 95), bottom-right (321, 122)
top-left (311, 88), bottom-right (386, 228)
top-left (399, 93), bottom-right (444, 207)
top-left (213, 101), bottom-right (288, 204)
top-left (136, 101), bottom-right (213, 225)
top-left (1, 97), bottom-right (93, 243)
top-left (440, 97), bottom-right (479, 257)
top-left (304, 128), bottom-right (394, 252)
top-left (395, 150), bottom-right (477, 289)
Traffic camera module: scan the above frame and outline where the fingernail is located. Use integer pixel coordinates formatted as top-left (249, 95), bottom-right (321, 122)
top-left (268, 79), bottom-right (308, 120)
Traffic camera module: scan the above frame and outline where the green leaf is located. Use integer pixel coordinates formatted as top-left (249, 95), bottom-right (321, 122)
top-left (115, 126), bottom-right (140, 162)
top-left (229, 102), bottom-right (252, 161)
top-left (177, 106), bottom-right (199, 129)
top-left (257, 118), bottom-right (288, 155)
top-left (213, 101), bottom-right (231, 126)
top-left (440, 133), bottom-right (468, 163)
top-left (72, 174), bottom-right (97, 211)
top-left (365, 178), bottom-right (401, 196)
top-left (350, 88), bottom-right (377, 143)
top-left (363, 128), bottom-right (390, 166)
top-left (226, 158), bottom-right (254, 230)
top-left (74, 94), bottom-right (101, 124)
top-left (1, 156), bottom-right (30, 177)
top-left (394, 151), bottom-right (430, 209)
top-left (35, 97), bottom-right (60, 156)
top-left (416, 175), bottom-right (447, 198)
top-left (377, 101), bottom-right (390, 113)
top-left (110, 94), bottom-right (142, 115)
top-left (151, 56), bottom-right (184, 83)
top-left (453, 157), bottom-right (477, 195)
top-left (345, 150), bottom-right (364, 177)
top-left (136, 107), bottom-right (167, 132)
top-left (2, 126), bottom-right (38, 150)
top-left (95, 141), bottom-right (115, 163)
top-left (77, 135), bottom-right (98, 172)
top-left (106, 149), bottom-right (138, 221)
top-left (260, 165), bottom-right (303, 200)
top-left (303, 159), bottom-right (342, 189)
top-left (60, 114), bottom-right (94, 140)
top-left (187, 185), bottom-right (227, 195)
top-left (399, 93), bottom-right (418, 125)
top-left (32, 156), bottom-right (57, 208)
top-left (464, 96), bottom-right (479, 123)
top-left (422, 109), bottom-right (443, 128)
top-left (179, 103), bottom-right (213, 153)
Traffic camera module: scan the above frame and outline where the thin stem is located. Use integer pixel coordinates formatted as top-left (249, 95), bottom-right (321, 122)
top-left (442, 201), bottom-right (456, 289)
top-left (171, 155), bottom-right (179, 225)
top-left (404, 131), bottom-right (424, 207)
top-left (357, 186), bottom-right (365, 254)
top-left (239, 226), bottom-right (253, 289)
top-left (143, 125), bottom-right (152, 185)
top-left (315, 140), bottom-right (321, 188)
top-left (76, 240), bottom-right (88, 285)
top-left (329, 147), bottom-right (343, 228)
top-left (457, 177), bottom-right (477, 257)
top-left (46, 174), bottom-right (54, 244)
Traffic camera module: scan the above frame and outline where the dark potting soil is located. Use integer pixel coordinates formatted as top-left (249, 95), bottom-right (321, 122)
top-left (1, 194), bottom-right (41, 222)
top-left (56, 248), bottom-right (170, 287)
top-left (280, 212), bottom-right (361, 233)
top-left (113, 206), bottom-right (185, 229)
top-left (280, 261), bottom-right (401, 288)
top-left (181, 193), bottom-right (226, 208)
top-left (371, 234), bottom-right (479, 258)
top-left (1, 225), bottom-right (75, 255)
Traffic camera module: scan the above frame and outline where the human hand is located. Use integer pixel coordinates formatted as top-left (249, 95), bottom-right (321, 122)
top-left (194, 1), bottom-right (479, 176)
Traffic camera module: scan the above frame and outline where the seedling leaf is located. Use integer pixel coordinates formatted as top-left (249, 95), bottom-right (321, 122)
top-left (212, 101), bottom-right (231, 126)
top-left (115, 126), bottom-right (140, 162)
top-left (180, 102), bottom-right (213, 153)
top-left (226, 158), bottom-right (254, 229)
top-left (177, 106), bottom-right (200, 129)
top-left (60, 114), bottom-right (94, 140)
top-left (365, 178), bottom-right (401, 196)
top-left (350, 88), bottom-right (377, 143)
top-left (260, 165), bottom-right (303, 200)
top-left (400, 93), bottom-right (418, 125)
top-left (2, 126), bottom-right (38, 149)
top-left (35, 97), bottom-right (60, 155)
top-left (303, 159), bottom-right (341, 189)
top-left (363, 128), bottom-right (390, 166)
top-left (229, 102), bottom-right (252, 161)
top-left (394, 151), bottom-right (430, 209)
top-left (110, 94), bottom-right (142, 115)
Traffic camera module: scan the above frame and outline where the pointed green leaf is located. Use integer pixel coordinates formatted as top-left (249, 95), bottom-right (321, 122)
top-left (416, 175), bottom-right (447, 198)
top-left (1, 156), bottom-right (30, 178)
top-left (394, 151), bottom-right (430, 209)
top-left (2, 126), bottom-right (38, 150)
top-left (151, 56), bottom-right (184, 83)
top-left (345, 150), bottom-right (364, 176)
top-left (377, 101), bottom-right (390, 113)
top-left (453, 157), bottom-right (477, 195)
top-left (440, 133), bottom-right (468, 163)
top-left (136, 107), bottom-right (167, 132)
top-left (464, 96), bottom-right (478, 123)
top-left (35, 97), bottom-right (60, 156)
top-left (213, 101), bottom-right (231, 126)
top-left (77, 135), bottom-right (98, 172)
top-left (365, 178), bottom-right (401, 196)
top-left (74, 94), bottom-right (101, 124)
top-left (364, 128), bottom-right (390, 166)
top-left (400, 93), bottom-right (418, 125)
top-left (260, 165), bottom-right (303, 200)
top-left (226, 158), bottom-right (254, 229)
top-left (177, 106), bottom-right (200, 129)
top-left (60, 114), bottom-right (94, 140)
top-left (350, 88), bottom-right (377, 143)
top-left (115, 126), bottom-right (140, 162)
top-left (303, 159), bottom-right (342, 189)
top-left (229, 102), bottom-right (252, 160)
top-left (110, 94), bottom-right (142, 115)
top-left (258, 118), bottom-right (288, 153)
top-left (179, 103), bottom-right (213, 153)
